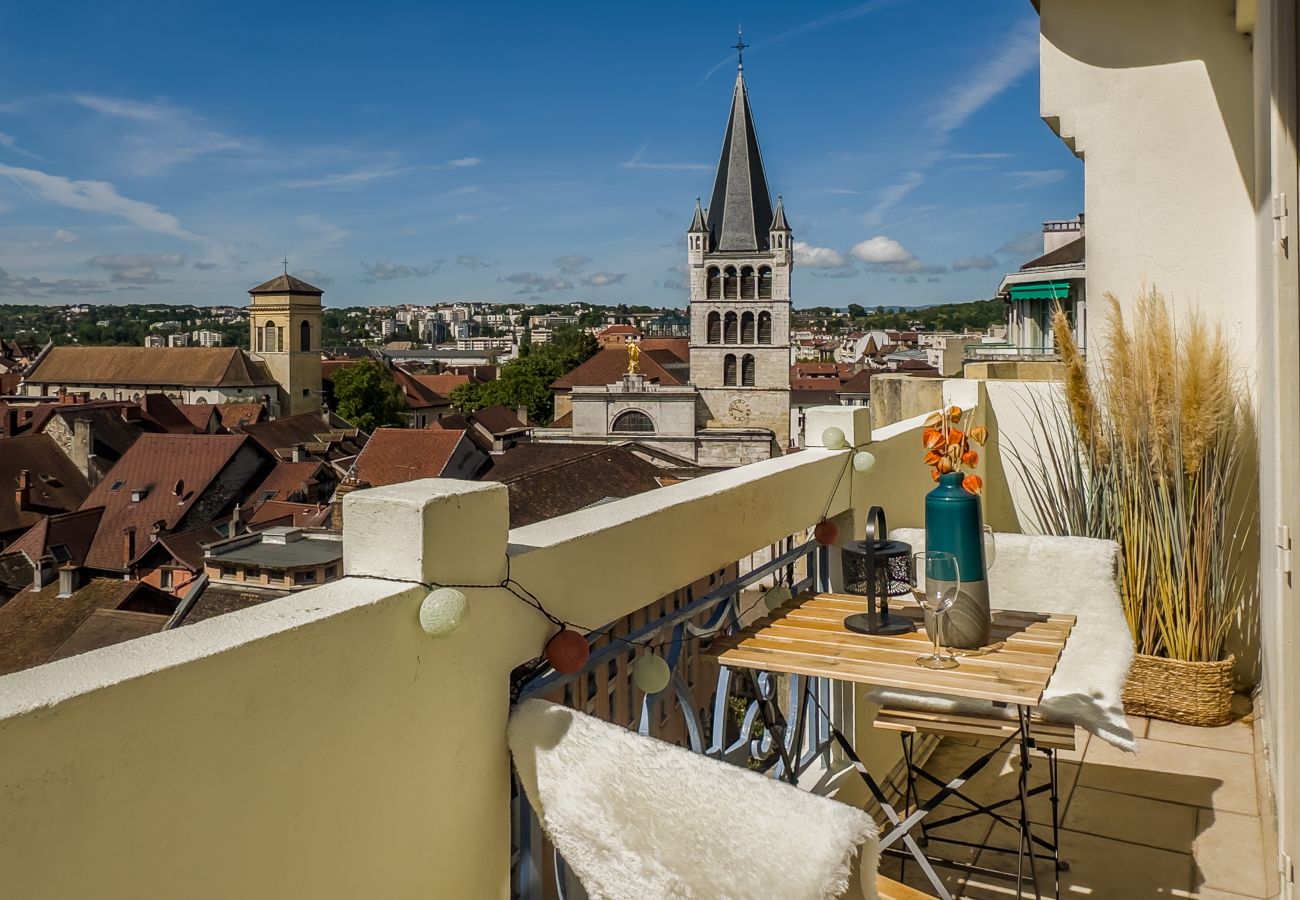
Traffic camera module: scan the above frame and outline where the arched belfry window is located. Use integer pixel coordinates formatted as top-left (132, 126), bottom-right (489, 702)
top-left (706, 311), bottom-right (721, 344)
top-left (742, 354), bottom-right (756, 387)
top-left (263, 321), bottom-right (279, 353)
top-left (300, 320), bottom-right (311, 352)
top-left (612, 410), bottom-right (655, 433)
top-left (740, 266), bottom-right (756, 299)
top-left (740, 312), bottom-right (755, 343)
top-left (758, 266), bottom-right (772, 300)
top-left (758, 311), bottom-right (772, 344)
top-left (723, 312), bottom-right (738, 344)
top-left (706, 267), bottom-right (721, 300)
top-left (723, 354), bottom-right (737, 386)
top-left (724, 266), bottom-right (739, 300)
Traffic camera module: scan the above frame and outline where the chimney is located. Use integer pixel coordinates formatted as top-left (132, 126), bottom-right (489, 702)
top-left (330, 477), bottom-right (369, 532)
top-left (14, 469), bottom-right (31, 512)
top-left (71, 418), bottom-right (95, 483)
top-left (57, 564), bottom-right (79, 599)
top-left (230, 502), bottom-right (243, 536)
top-left (150, 519), bottom-right (166, 543)
top-left (122, 526), bottom-right (137, 566)
top-left (516, 405), bottom-right (529, 427)
top-left (291, 443), bottom-right (305, 463)
top-left (57, 386), bottom-right (71, 405)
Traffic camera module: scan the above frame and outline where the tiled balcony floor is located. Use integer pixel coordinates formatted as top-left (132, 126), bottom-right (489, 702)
top-left (876, 714), bottom-right (1278, 899)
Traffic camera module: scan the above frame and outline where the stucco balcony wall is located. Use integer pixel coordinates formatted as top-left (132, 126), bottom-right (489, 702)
top-left (0, 400), bottom-right (977, 900)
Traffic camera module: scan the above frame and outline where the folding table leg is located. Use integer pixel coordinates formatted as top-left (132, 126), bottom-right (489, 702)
top-left (830, 726), bottom-right (953, 900)
top-left (1015, 706), bottom-right (1043, 900)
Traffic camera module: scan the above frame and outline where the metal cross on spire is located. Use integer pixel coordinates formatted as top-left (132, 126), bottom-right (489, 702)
top-left (282, 257), bottom-right (289, 275)
top-left (733, 27), bottom-right (748, 70)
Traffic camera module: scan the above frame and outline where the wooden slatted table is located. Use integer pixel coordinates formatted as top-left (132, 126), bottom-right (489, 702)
top-left (705, 592), bottom-right (1077, 900)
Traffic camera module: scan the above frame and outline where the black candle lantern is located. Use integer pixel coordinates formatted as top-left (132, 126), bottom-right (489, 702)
top-left (841, 506), bottom-right (915, 635)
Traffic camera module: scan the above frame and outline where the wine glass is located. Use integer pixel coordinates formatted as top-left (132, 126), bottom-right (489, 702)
top-left (982, 525), bottom-right (996, 571)
top-left (911, 551), bottom-right (961, 670)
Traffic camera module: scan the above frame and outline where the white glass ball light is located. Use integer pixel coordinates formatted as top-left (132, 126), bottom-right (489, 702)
top-left (632, 654), bottom-right (672, 694)
top-left (821, 427), bottom-right (848, 450)
top-left (419, 587), bottom-right (469, 636)
top-left (852, 451), bottom-right (877, 473)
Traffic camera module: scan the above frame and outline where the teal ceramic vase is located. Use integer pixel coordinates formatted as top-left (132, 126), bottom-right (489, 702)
top-left (924, 471), bottom-right (991, 649)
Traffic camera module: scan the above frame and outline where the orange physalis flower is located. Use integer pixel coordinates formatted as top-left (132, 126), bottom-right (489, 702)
top-left (932, 468), bottom-right (942, 482)
top-left (922, 429), bottom-right (945, 450)
top-left (946, 428), bottom-right (964, 446)
top-left (947, 406), bottom-right (962, 424)
top-left (969, 425), bottom-right (988, 445)
top-left (962, 449), bottom-right (979, 467)
top-left (924, 449), bottom-right (944, 466)
top-left (962, 474), bottom-right (984, 494)
top-left (936, 456), bottom-right (954, 474)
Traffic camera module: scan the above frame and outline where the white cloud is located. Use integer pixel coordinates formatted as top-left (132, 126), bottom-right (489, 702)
top-left (850, 236), bottom-right (915, 266)
top-left (69, 93), bottom-right (250, 174)
top-left (580, 272), bottom-right (626, 288)
top-left (998, 231), bottom-right (1042, 257)
top-left (864, 171), bottom-right (924, 227)
top-left (1008, 169), bottom-right (1069, 190)
top-left (52, 228), bottom-right (77, 243)
top-left (87, 252), bottom-right (188, 285)
top-left (0, 266), bottom-right (110, 298)
top-left (794, 241), bottom-right (848, 269)
top-left (456, 254), bottom-right (493, 268)
top-left (0, 163), bottom-right (200, 240)
top-left (447, 157), bottom-right (480, 168)
top-left (622, 145), bottom-right (710, 172)
top-left (554, 254), bottom-right (592, 274)
top-left (503, 271), bottom-right (574, 293)
top-left (929, 22), bottom-right (1039, 138)
top-left (296, 214), bottom-right (350, 248)
top-left (360, 259), bottom-right (442, 281)
top-left (277, 164), bottom-right (414, 190)
top-left (951, 254), bottom-right (998, 271)
top-left (298, 268), bottom-right (333, 286)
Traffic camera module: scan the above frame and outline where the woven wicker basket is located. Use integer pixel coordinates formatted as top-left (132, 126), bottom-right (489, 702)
top-left (1122, 653), bottom-right (1235, 727)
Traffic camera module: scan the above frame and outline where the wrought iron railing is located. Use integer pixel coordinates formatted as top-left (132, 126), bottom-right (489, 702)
top-left (511, 539), bottom-right (835, 900)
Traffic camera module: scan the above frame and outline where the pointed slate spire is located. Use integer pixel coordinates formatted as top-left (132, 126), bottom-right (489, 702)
top-left (705, 68), bottom-right (775, 253)
top-left (770, 195), bottom-right (789, 232)
top-left (688, 197), bottom-right (708, 233)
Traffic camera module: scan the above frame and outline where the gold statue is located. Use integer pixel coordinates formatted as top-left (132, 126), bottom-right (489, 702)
top-left (626, 340), bottom-right (641, 374)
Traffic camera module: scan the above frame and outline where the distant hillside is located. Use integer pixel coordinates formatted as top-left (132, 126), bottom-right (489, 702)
top-left (794, 298), bottom-right (1004, 333)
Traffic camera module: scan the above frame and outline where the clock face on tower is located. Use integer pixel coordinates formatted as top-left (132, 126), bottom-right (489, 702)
top-left (728, 398), bottom-right (751, 423)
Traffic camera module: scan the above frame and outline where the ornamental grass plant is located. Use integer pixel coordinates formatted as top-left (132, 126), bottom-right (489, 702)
top-left (1009, 288), bottom-right (1251, 663)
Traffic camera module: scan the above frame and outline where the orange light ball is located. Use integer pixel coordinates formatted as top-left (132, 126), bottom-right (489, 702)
top-left (545, 629), bottom-right (590, 675)
top-left (814, 520), bottom-right (839, 546)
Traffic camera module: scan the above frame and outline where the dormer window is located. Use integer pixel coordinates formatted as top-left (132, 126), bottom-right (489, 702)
top-left (109, 480), bottom-right (126, 492)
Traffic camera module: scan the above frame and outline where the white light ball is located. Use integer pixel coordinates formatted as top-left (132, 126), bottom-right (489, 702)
top-left (632, 654), bottom-right (672, 694)
top-left (852, 450), bottom-right (877, 473)
top-left (763, 584), bottom-right (793, 612)
top-left (821, 426), bottom-right (847, 450)
top-left (419, 587), bottom-right (468, 636)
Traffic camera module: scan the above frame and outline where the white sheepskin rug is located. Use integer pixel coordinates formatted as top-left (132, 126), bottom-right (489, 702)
top-left (869, 530), bottom-right (1137, 752)
top-left (508, 699), bottom-right (880, 900)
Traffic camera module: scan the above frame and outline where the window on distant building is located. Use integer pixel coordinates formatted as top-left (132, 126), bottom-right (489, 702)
top-left (724, 312), bottom-right (738, 344)
top-left (160, 569), bottom-right (173, 590)
top-left (706, 267), bottom-right (721, 300)
top-left (109, 480), bottom-right (126, 492)
top-left (707, 311), bottom-right (721, 344)
top-left (264, 321), bottom-right (279, 353)
top-left (758, 266), bottom-right (772, 300)
top-left (740, 266), bottom-right (755, 300)
top-left (758, 312), bottom-right (772, 344)
top-left (220, 565), bottom-right (236, 579)
top-left (742, 354), bottom-right (756, 387)
top-left (740, 312), bottom-right (755, 343)
top-left (300, 320), bottom-right (311, 352)
top-left (611, 410), bottom-right (655, 434)
top-left (294, 570), bottom-right (317, 586)
top-left (723, 354), bottom-right (737, 386)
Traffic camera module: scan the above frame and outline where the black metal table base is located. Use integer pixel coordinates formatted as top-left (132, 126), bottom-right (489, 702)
top-left (829, 706), bottom-right (1063, 900)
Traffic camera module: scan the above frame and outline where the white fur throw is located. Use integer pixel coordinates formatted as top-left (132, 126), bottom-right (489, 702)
top-left (508, 699), bottom-right (880, 900)
top-left (868, 530), bottom-right (1137, 752)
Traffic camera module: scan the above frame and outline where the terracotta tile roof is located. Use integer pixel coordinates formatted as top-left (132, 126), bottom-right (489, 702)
top-left (214, 402), bottom-right (267, 428)
top-left (151, 521), bottom-right (229, 571)
top-left (26, 347), bottom-right (276, 389)
top-left (321, 359), bottom-right (448, 410)
top-left (181, 585), bottom-right (279, 624)
top-left (790, 377), bottom-right (841, 392)
top-left (47, 608), bottom-right (170, 663)
top-left (551, 348), bottom-right (681, 391)
top-left (598, 325), bottom-right (640, 336)
top-left (6, 507), bottom-right (104, 567)
top-left (249, 460), bottom-right (329, 503)
top-left (550, 410), bottom-right (573, 428)
top-left (0, 577), bottom-right (175, 675)
top-left (468, 405), bottom-right (525, 435)
top-left (175, 403), bottom-right (222, 432)
top-left (79, 433), bottom-right (263, 571)
top-left (0, 434), bottom-right (93, 540)
top-left (638, 338), bottom-right (689, 361)
top-left (244, 500), bottom-right (332, 529)
top-left (410, 373), bottom-right (474, 398)
top-left (483, 443), bottom-right (663, 527)
top-left (140, 393), bottom-right (199, 433)
top-left (248, 273), bottom-right (323, 295)
top-left (838, 370), bottom-right (875, 393)
top-left (352, 428), bottom-right (477, 486)
top-left (237, 412), bottom-right (365, 462)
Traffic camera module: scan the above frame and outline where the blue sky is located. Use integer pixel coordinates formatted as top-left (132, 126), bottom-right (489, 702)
top-left (0, 1), bottom-right (1081, 309)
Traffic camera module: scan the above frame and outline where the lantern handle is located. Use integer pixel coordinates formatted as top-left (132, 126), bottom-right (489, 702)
top-left (864, 506), bottom-right (887, 544)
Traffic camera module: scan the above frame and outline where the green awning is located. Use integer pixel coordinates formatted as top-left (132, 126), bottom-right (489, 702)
top-left (1009, 281), bottom-right (1072, 301)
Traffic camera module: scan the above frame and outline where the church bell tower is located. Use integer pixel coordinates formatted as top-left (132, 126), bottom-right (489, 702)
top-left (248, 271), bottom-right (324, 417)
top-left (687, 37), bottom-right (792, 450)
